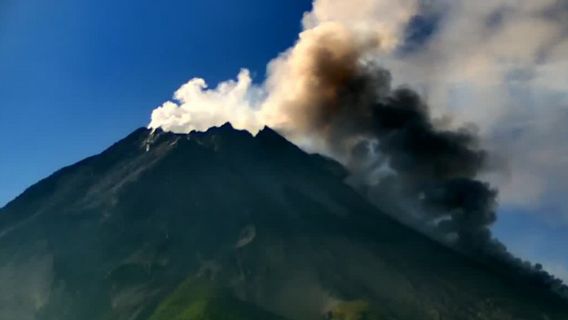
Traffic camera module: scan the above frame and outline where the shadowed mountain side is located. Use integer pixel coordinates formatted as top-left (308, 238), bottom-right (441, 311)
top-left (0, 124), bottom-right (566, 320)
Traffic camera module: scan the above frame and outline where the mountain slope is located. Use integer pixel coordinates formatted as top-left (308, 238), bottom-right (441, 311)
top-left (147, 276), bottom-right (285, 320)
top-left (0, 124), bottom-right (566, 320)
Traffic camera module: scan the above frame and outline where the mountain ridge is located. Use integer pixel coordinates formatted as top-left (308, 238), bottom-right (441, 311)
top-left (0, 124), bottom-right (567, 320)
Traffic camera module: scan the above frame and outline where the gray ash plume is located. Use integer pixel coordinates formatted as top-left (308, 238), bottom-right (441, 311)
top-left (280, 60), bottom-right (496, 252)
top-left (287, 60), bottom-right (568, 298)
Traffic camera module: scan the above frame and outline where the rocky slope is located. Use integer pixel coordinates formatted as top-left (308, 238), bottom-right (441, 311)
top-left (0, 124), bottom-right (566, 320)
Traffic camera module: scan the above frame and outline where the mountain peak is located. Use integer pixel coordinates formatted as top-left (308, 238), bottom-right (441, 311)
top-left (256, 125), bottom-right (288, 143)
top-left (204, 122), bottom-right (237, 134)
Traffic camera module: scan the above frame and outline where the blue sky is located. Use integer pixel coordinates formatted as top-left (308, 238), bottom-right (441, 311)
top-left (0, 0), bottom-right (312, 206)
top-left (1, 0), bottom-right (567, 280)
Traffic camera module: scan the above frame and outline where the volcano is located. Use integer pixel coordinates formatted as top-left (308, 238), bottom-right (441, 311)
top-left (0, 124), bottom-right (567, 320)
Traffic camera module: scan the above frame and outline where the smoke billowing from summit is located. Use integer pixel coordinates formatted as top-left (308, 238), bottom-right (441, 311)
top-left (149, 0), bottom-right (417, 138)
top-left (149, 0), bottom-right (495, 248)
top-left (149, 0), bottom-right (568, 288)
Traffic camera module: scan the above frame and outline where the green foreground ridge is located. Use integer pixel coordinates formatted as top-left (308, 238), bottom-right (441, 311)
top-left (148, 277), bottom-right (284, 320)
top-left (148, 276), bottom-right (386, 320)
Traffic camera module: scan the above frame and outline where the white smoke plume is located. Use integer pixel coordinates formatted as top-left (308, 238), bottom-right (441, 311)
top-left (149, 0), bottom-right (568, 224)
top-left (148, 69), bottom-right (264, 134)
top-left (150, 0), bottom-right (418, 145)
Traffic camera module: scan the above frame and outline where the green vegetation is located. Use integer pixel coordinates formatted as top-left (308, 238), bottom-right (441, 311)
top-left (148, 277), bottom-right (284, 320)
top-left (327, 300), bottom-right (383, 320)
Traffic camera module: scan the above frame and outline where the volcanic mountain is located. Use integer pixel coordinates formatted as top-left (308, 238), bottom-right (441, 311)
top-left (0, 124), bottom-right (567, 320)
